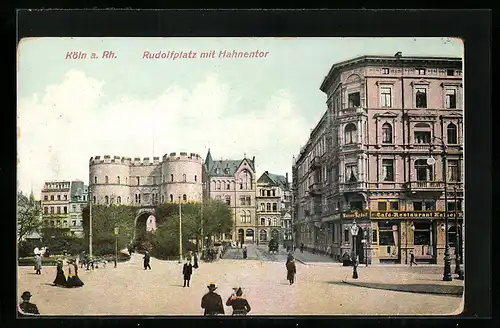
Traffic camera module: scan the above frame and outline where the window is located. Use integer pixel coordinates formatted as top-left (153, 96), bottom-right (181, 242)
top-left (378, 221), bottom-right (397, 245)
top-left (266, 203), bottom-right (271, 211)
top-left (246, 196), bottom-right (251, 206)
top-left (382, 159), bottom-right (394, 181)
top-left (63, 220), bottom-right (67, 227)
top-left (345, 164), bottom-right (358, 182)
top-left (416, 68), bottom-right (426, 75)
top-left (135, 194), bottom-right (141, 204)
top-left (171, 174), bottom-right (174, 182)
top-left (446, 69), bottom-right (454, 76)
top-left (136, 177), bottom-right (140, 185)
top-left (414, 222), bottom-right (431, 245)
top-left (414, 131), bottom-right (431, 144)
top-left (344, 229), bottom-right (350, 243)
top-left (105, 196), bottom-right (109, 204)
top-left (225, 196), bottom-right (231, 206)
top-left (447, 200), bottom-right (462, 211)
top-left (344, 123), bottom-right (357, 144)
top-left (267, 190), bottom-right (271, 197)
top-left (272, 190), bottom-right (276, 197)
top-left (183, 194), bottom-right (187, 201)
top-left (260, 203), bottom-right (265, 211)
top-left (272, 203), bottom-right (277, 211)
top-left (348, 92), bottom-right (360, 107)
top-left (63, 206), bottom-right (67, 214)
top-left (44, 195), bottom-right (48, 201)
top-left (240, 211), bottom-right (246, 223)
top-left (273, 218), bottom-right (277, 226)
top-left (44, 207), bottom-right (48, 214)
top-left (194, 175), bottom-right (197, 182)
top-left (217, 181), bottom-right (221, 190)
top-left (125, 177), bottom-right (128, 184)
top-left (49, 207), bottom-right (54, 214)
top-left (57, 195), bottom-right (61, 201)
top-left (117, 176), bottom-right (120, 184)
top-left (105, 176), bottom-right (109, 184)
top-left (240, 197), bottom-right (245, 206)
top-left (413, 201), bottom-right (423, 211)
top-left (445, 89), bottom-right (457, 109)
top-left (64, 195), bottom-right (67, 200)
top-left (226, 183), bottom-right (230, 190)
top-left (170, 194), bottom-right (173, 202)
top-left (378, 201), bottom-right (387, 211)
top-left (447, 123), bottom-right (458, 144)
top-left (448, 160), bottom-right (459, 182)
top-left (350, 201), bottom-right (363, 210)
top-left (261, 218), bottom-right (265, 226)
top-left (380, 87), bottom-right (392, 107)
top-left (381, 68), bottom-right (390, 75)
top-left (390, 201), bottom-right (399, 211)
top-left (415, 159), bottom-right (432, 181)
top-left (416, 88), bottom-right (427, 108)
top-left (183, 174), bottom-right (186, 182)
top-left (381, 123), bottom-right (393, 143)
top-left (50, 195), bottom-right (54, 201)
top-left (94, 176), bottom-right (98, 184)
top-left (268, 219), bottom-right (271, 226)
top-left (117, 196), bottom-right (121, 204)
top-left (424, 200), bottom-right (436, 210)
top-left (56, 206), bottom-right (61, 214)
top-left (93, 196), bottom-right (96, 204)
top-left (72, 220), bottom-right (77, 227)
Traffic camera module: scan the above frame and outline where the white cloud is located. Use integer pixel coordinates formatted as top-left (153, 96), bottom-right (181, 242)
top-left (18, 70), bottom-right (311, 199)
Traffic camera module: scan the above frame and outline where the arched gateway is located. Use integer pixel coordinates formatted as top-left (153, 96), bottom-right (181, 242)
top-left (133, 207), bottom-right (157, 251)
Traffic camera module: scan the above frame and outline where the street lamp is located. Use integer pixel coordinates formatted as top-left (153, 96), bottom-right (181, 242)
top-left (363, 229), bottom-right (368, 267)
top-left (178, 195), bottom-right (183, 263)
top-left (428, 137), bottom-right (452, 281)
top-left (453, 186), bottom-right (464, 280)
top-left (350, 221), bottom-right (359, 279)
top-left (88, 188), bottom-right (93, 258)
top-left (114, 226), bottom-right (119, 268)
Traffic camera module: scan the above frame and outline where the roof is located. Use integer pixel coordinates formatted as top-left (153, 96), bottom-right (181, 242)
top-left (258, 171), bottom-right (288, 189)
top-left (204, 150), bottom-right (255, 176)
top-left (70, 181), bottom-right (86, 197)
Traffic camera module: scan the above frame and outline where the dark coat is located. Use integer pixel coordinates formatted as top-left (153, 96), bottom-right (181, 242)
top-left (53, 262), bottom-right (66, 286)
top-left (201, 291), bottom-right (224, 316)
top-left (226, 296), bottom-right (251, 315)
top-left (183, 263), bottom-right (193, 279)
top-left (143, 253), bottom-right (151, 263)
top-left (19, 302), bottom-right (40, 315)
top-left (286, 260), bottom-right (296, 280)
top-left (193, 255), bottom-right (199, 268)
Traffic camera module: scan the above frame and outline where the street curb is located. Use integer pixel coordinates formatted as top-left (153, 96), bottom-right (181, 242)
top-left (341, 280), bottom-right (464, 297)
top-left (294, 258), bottom-right (307, 265)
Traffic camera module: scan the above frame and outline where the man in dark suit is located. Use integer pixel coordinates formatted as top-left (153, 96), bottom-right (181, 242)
top-left (18, 291), bottom-right (40, 316)
top-left (201, 283), bottom-right (224, 316)
top-left (143, 251), bottom-right (151, 270)
top-left (183, 260), bottom-right (193, 287)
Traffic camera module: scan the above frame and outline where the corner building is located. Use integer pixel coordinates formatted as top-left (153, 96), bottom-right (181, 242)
top-left (293, 54), bottom-right (463, 264)
top-left (89, 152), bottom-right (203, 206)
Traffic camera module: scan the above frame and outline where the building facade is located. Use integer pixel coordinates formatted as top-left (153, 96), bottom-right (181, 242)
top-left (88, 152), bottom-right (203, 206)
top-left (41, 181), bottom-right (71, 230)
top-left (293, 54), bottom-right (464, 264)
top-left (69, 181), bottom-right (88, 237)
top-left (203, 150), bottom-right (256, 244)
top-left (255, 171), bottom-right (292, 244)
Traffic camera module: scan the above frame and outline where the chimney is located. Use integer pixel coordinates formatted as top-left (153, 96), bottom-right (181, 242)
top-left (286, 172), bottom-right (288, 182)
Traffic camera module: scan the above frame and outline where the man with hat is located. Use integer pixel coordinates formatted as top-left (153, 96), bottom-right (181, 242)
top-left (18, 291), bottom-right (40, 316)
top-left (182, 259), bottom-right (193, 287)
top-left (201, 283), bottom-right (224, 316)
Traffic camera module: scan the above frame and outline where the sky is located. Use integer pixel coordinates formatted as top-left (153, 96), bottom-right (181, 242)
top-left (17, 37), bottom-right (463, 199)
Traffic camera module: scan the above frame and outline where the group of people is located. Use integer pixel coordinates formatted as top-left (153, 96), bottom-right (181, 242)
top-left (201, 283), bottom-right (251, 316)
top-left (53, 258), bottom-right (84, 288)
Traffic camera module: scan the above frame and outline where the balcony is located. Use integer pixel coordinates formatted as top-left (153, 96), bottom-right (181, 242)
top-left (310, 156), bottom-right (321, 170)
top-left (338, 181), bottom-right (367, 193)
top-left (404, 181), bottom-right (445, 193)
top-left (308, 182), bottom-right (323, 195)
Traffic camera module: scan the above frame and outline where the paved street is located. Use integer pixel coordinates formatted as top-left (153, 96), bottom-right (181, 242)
top-left (17, 245), bottom-right (463, 316)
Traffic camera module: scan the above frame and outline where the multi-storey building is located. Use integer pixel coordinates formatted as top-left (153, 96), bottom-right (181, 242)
top-left (88, 152), bottom-right (203, 206)
top-left (68, 180), bottom-right (88, 237)
top-left (293, 54), bottom-right (463, 265)
top-left (41, 181), bottom-right (71, 229)
top-left (203, 150), bottom-right (256, 244)
top-left (255, 171), bottom-right (292, 245)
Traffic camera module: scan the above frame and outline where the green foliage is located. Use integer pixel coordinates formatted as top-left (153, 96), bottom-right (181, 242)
top-left (41, 227), bottom-right (86, 255)
top-left (17, 191), bottom-right (42, 243)
top-left (82, 205), bottom-right (136, 256)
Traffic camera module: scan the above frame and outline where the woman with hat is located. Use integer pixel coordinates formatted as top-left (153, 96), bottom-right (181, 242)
top-left (53, 259), bottom-right (67, 287)
top-left (66, 259), bottom-right (84, 288)
top-left (226, 287), bottom-right (251, 316)
top-left (201, 283), bottom-right (224, 316)
top-left (19, 291), bottom-right (40, 316)
top-left (34, 252), bottom-right (42, 275)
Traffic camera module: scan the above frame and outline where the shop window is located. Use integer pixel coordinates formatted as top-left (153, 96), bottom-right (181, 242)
top-left (413, 222), bottom-right (431, 245)
top-left (378, 221), bottom-right (397, 246)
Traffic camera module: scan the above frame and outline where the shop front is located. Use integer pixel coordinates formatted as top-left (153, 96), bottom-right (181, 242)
top-left (340, 210), bottom-right (371, 264)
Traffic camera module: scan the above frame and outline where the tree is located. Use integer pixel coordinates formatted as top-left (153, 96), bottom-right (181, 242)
top-left (17, 191), bottom-right (42, 243)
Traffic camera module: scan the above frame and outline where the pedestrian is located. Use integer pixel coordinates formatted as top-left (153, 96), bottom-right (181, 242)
top-left (193, 251), bottom-right (199, 269)
top-left (300, 243), bottom-right (304, 253)
top-left (53, 259), bottom-right (66, 287)
top-left (242, 246), bottom-right (247, 259)
top-left (143, 251), bottom-right (151, 270)
top-left (66, 259), bottom-right (84, 288)
top-left (326, 245), bottom-right (332, 258)
top-left (286, 256), bottom-right (297, 285)
top-left (409, 251), bottom-right (418, 266)
top-left (226, 287), bottom-right (251, 316)
top-left (286, 252), bottom-right (294, 263)
top-left (183, 260), bottom-right (193, 287)
top-left (34, 253), bottom-right (42, 275)
top-left (201, 283), bottom-right (225, 316)
top-left (18, 291), bottom-right (40, 316)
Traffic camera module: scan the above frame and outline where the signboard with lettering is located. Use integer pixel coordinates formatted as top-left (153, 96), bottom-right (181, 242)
top-left (342, 211), bottom-right (369, 218)
top-left (370, 211), bottom-right (463, 219)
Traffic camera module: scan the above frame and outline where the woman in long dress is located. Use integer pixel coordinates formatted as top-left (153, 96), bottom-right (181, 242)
top-left (53, 260), bottom-right (66, 287)
top-left (66, 259), bottom-right (84, 288)
top-left (286, 257), bottom-right (296, 285)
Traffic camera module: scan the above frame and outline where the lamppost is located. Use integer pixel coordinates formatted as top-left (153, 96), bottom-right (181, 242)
top-left (453, 186), bottom-right (464, 280)
top-left (428, 137), bottom-right (452, 281)
top-left (88, 188), bottom-right (93, 258)
top-left (363, 229), bottom-right (368, 267)
top-left (350, 221), bottom-right (359, 279)
top-left (114, 226), bottom-right (119, 268)
top-left (178, 195), bottom-right (183, 263)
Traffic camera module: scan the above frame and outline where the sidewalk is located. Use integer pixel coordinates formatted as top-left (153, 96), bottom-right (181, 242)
top-left (291, 249), bottom-right (340, 265)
